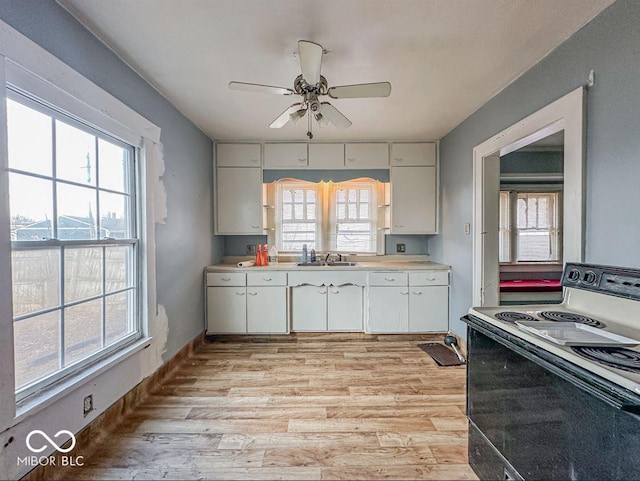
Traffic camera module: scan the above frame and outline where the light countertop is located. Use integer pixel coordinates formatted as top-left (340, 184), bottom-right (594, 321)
top-left (205, 261), bottom-right (450, 272)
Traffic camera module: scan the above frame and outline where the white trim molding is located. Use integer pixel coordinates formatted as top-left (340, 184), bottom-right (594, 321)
top-left (472, 87), bottom-right (585, 307)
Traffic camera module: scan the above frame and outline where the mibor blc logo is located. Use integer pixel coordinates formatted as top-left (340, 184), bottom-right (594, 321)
top-left (17, 430), bottom-right (84, 468)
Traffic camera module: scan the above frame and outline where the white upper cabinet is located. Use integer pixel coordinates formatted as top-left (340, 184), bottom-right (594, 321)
top-left (308, 143), bottom-right (345, 169)
top-left (390, 142), bottom-right (436, 166)
top-left (391, 165), bottom-right (437, 234)
top-left (216, 167), bottom-right (263, 234)
top-left (345, 143), bottom-right (389, 168)
top-left (216, 143), bottom-right (261, 167)
top-left (263, 143), bottom-right (308, 168)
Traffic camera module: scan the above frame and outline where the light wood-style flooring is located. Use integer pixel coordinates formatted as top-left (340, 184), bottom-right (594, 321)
top-left (69, 334), bottom-right (477, 480)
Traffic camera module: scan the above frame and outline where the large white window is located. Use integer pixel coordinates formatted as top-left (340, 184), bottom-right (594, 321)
top-left (500, 190), bottom-right (562, 263)
top-left (7, 90), bottom-right (141, 400)
top-left (268, 178), bottom-right (385, 254)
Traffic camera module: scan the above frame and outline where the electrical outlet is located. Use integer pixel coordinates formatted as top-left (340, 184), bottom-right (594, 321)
top-left (465, 223), bottom-right (471, 235)
top-left (83, 394), bottom-right (93, 416)
top-left (396, 243), bottom-right (406, 253)
top-left (246, 244), bottom-right (256, 255)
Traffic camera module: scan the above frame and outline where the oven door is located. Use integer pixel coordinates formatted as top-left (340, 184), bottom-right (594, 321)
top-left (464, 315), bottom-right (640, 481)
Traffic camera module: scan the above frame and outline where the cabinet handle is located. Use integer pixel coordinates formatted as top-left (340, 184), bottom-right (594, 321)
top-left (251, 225), bottom-right (260, 229)
top-left (394, 158), bottom-right (403, 162)
top-left (400, 291), bottom-right (409, 295)
top-left (317, 289), bottom-right (326, 294)
top-left (251, 158), bottom-right (259, 163)
top-left (221, 277), bottom-right (231, 281)
top-left (412, 291), bottom-right (423, 295)
top-left (263, 277), bottom-right (272, 281)
top-left (384, 277), bottom-right (395, 282)
top-left (236, 291), bottom-right (245, 296)
top-left (347, 158), bottom-right (355, 162)
top-left (298, 158), bottom-right (306, 162)
top-left (330, 290), bottom-right (340, 294)
top-left (248, 292), bottom-right (257, 296)
top-left (394, 224), bottom-right (404, 228)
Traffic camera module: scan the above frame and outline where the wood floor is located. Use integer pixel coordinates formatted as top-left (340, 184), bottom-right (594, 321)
top-left (68, 333), bottom-right (477, 480)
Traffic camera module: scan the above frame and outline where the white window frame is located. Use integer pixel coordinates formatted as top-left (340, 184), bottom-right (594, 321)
top-left (499, 188), bottom-right (563, 265)
top-left (7, 89), bottom-right (142, 401)
top-left (267, 178), bottom-right (385, 254)
top-left (0, 20), bottom-right (160, 429)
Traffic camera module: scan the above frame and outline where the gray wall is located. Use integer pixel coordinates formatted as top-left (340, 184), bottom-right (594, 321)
top-left (430, 0), bottom-right (640, 337)
top-left (500, 151), bottom-right (563, 174)
top-left (0, 0), bottom-right (223, 360)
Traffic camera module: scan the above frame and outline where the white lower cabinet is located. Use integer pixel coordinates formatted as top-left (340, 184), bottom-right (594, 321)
top-left (408, 286), bottom-right (449, 332)
top-left (291, 286), bottom-right (327, 331)
top-left (206, 287), bottom-right (247, 333)
top-left (368, 287), bottom-right (409, 333)
top-left (247, 286), bottom-right (288, 333)
top-left (327, 286), bottom-right (363, 331)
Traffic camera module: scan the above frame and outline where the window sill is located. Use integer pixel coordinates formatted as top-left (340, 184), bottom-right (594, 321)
top-left (13, 336), bottom-right (152, 425)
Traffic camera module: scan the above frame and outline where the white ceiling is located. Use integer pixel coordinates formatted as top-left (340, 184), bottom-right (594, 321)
top-left (58, 0), bottom-right (614, 142)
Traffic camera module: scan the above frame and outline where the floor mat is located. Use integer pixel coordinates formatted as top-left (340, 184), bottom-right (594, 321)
top-left (418, 343), bottom-right (466, 366)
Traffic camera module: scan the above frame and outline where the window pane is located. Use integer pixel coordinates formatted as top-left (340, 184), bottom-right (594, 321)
top-left (283, 190), bottom-right (292, 203)
top-left (7, 99), bottom-right (52, 176)
top-left (105, 246), bottom-right (134, 293)
top-left (294, 190), bottom-right (303, 202)
top-left (100, 191), bottom-right (130, 239)
top-left (348, 203), bottom-right (357, 219)
top-left (65, 247), bottom-right (103, 303)
top-left (57, 182), bottom-right (98, 240)
top-left (518, 231), bottom-right (553, 261)
top-left (64, 299), bottom-right (102, 365)
top-left (98, 139), bottom-right (130, 193)
top-left (12, 249), bottom-right (60, 318)
top-left (14, 311), bottom-right (60, 389)
top-left (56, 120), bottom-right (96, 186)
top-left (294, 204), bottom-right (303, 220)
top-left (337, 203), bottom-right (346, 220)
top-left (105, 290), bottom-right (134, 345)
top-left (359, 202), bottom-right (369, 218)
top-left (306, 190), bottom-right (316, 203)
top-left (348, 189), bottom-right (356, 202)
top-left (282, 204), bottom-right (292, 220)
top-left (307, 203), bottom-right (316, 220)
top-left (9, 173), bottom-right (54, 241)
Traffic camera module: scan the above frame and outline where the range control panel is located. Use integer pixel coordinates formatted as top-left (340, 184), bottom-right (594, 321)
top-left (563, 262), bottom-right (640, 300)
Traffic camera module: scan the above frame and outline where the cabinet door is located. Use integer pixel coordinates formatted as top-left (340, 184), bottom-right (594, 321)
top-left (345, 143), bottom-right (389, 168)
top-left (263, 143), bottom-right (308, 168)
top-left (308, 143), bottom-right (345, 169)
top-left (367, 287), bottom-right (409, 333)
top-left (391, 166), bottom-right (437, 234)
top-left (327, 285), bottom-right (363, 331)
top-left (291, 285), bottom-right (327, 331)
top-left (390, 142), bottom-right (436, 167)
top-left (216, 143), bottom-right (261, 167)
top-left (247, 286), bottom-right (288, 334)
top-left (409, 286), bottom-right (449, 333)
top-left (216, 167), bottom-right (263, 234)
top-left (206, 287), bottom-right (246, 334)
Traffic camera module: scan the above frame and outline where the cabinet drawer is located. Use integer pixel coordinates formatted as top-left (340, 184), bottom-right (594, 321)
top-left (206, 272), bottom-right (246, 286)
top-left (409, 271), bottom-right (449, 286)
top-left (247, 271), bottom-right (287, 286)
top-left (369, 272), bottom-right (408, 286)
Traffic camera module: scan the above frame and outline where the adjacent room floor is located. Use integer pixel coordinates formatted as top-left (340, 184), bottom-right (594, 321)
top-left (65, 334), bottom-right (477, 480)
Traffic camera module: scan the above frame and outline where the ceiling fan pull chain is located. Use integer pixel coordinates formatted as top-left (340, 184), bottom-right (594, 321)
top-left (307, 111), bottom-right (313, 139)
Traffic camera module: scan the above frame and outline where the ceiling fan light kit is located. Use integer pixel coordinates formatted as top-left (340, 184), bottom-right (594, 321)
top-left (229, 40), bottom-right (391, 138)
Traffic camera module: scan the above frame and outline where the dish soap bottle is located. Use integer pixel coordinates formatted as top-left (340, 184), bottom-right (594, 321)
top-left (255, 244), bottom-right (263, 266)
top-left (301, 244), bottom-right (308, 263)
top-left (269, 245), bottom-right (278, 264)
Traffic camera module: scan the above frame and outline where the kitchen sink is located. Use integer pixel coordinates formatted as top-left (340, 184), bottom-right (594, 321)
top-left (294, 261), bottom-right (359, 267)
top-left (294, 262), bottom-right (327, 267)
top-left (327, 261), bottom-right (359, 267)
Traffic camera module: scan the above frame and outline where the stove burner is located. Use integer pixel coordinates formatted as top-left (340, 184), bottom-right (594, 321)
top-left (495, 311), bottom-right (536, 323)
top-left (539, 311), bottom-right (606, 328)
top-left (572, 346), bottom-right (640, 373)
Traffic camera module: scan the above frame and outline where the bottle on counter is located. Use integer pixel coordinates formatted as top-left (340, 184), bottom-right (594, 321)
top-left (255, 244), bottom-right (263, 266)
top-left (310, 248), bottom-right (316, 263)
top-left (269, 245), bottom-right (278, 264)
top-left (301, 244), bottom-right (308, 263)
top-left (262, 244), bottom-right (269, 265)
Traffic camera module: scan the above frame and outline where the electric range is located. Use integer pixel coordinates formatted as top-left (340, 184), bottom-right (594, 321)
top-left (469, 262), bottom-right (640, 395)
top-left (463, 263), bottom-right (640, 480)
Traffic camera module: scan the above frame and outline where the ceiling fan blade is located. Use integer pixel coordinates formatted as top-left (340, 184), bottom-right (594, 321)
top-left (327, 82), bottom-right (391, 99)
top-left (319, 102), bottom-right (352, 128)
top-left (298, 40), bottom-right (323, 86)
top-left (229, 81), bottom-right (294, 96)
top-left (269, 103), bottom-right (304, 128)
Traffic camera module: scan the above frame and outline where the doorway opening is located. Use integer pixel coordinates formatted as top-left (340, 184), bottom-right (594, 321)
top-left (472, 87), bottom-right (585, 307)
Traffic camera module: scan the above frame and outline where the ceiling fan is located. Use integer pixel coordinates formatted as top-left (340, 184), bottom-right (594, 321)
top-left (229, 40), bottom-right (391, 139)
